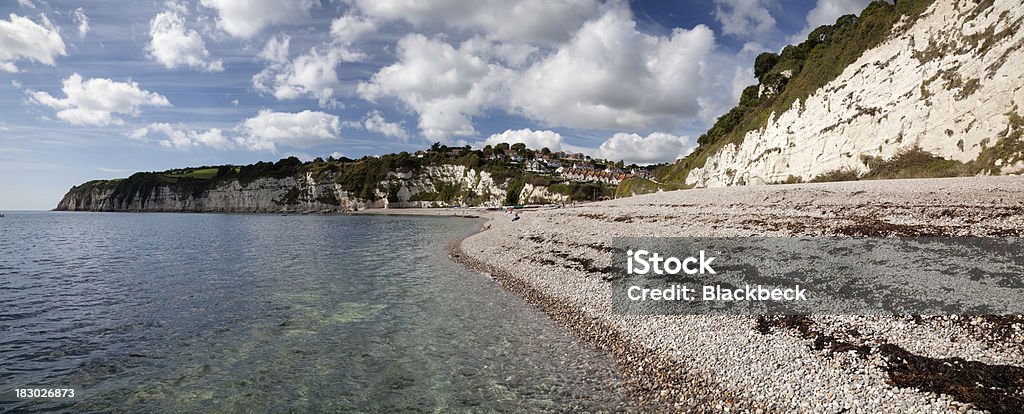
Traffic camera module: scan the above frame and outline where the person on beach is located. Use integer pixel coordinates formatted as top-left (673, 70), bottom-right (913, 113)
top-left (512, 211), bottom-right (520, 222)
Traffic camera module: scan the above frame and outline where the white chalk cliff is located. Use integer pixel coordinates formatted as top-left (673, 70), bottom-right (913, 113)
top-left (686, 0), bottom-right (1024, 187)
top-left (56, 165), bottom-right (569, 212)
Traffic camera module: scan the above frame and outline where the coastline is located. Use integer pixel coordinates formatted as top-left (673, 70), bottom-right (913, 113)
top-left (447, 241), bottom-right (749, 412)
top-left (346, 207), bottom-right (499, 219)
top-left (44, 207), bottom-right (503, 218)
top-left (454, 175), bottom-right (1024, 413)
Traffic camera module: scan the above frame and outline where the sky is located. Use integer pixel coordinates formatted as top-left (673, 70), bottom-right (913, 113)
top-left (0, 0), bottom-right (874, 210)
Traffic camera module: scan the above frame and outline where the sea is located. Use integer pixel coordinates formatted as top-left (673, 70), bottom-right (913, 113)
top-left (0, 212), bottom-right (638, 412)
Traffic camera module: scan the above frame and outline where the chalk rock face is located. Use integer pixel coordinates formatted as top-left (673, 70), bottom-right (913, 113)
top-left (379, 165), bottom-right (568, 208)
top-left (686, 0), bottom-right (1024, 187)
top-left (55, 165), bottom-right (569, 212)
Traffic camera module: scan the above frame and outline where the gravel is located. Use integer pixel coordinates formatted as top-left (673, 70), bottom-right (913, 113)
top-left (454, 176), bottom-right (1024, 413)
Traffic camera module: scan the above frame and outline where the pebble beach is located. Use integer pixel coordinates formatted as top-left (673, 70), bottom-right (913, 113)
top-left (453, 176), bottom-right (1024, 413)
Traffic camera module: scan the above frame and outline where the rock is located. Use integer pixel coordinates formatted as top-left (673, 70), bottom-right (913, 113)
top-left (685, 0), bottom-right (1024, 187)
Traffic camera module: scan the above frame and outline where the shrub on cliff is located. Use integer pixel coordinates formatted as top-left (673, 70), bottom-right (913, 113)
top-left (504, 178), bottom-right (525, 206)
top-left (861, 147), bottom-right (970, 179)
top-left (810, 169), bottom-right (861, 183)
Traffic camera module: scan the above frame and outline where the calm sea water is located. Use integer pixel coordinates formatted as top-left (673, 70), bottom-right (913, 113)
top-left (0, 212), bottom-right (637, 413)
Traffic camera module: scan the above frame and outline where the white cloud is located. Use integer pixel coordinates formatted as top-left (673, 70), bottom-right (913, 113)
top-left (357, 5), bottom-right (746, 141)
top-left (127, 126), bottom-right (149, 140)
top-left (712, 0), bottom-right (776, 38)
top-left (350, 0), bottom-right (601, 44)
top-left (253, 47), bottom-right (347, 108)
top-left (789, 0), bottom-right (872, 43)
top-left (199, 0), bottom-right (317, 39)
top-left (252, 14), bottom-right (375, 108)
top-left (483, 129), bottom-right (563, 152)
top-left (236, 109), bottom-right (341, 151)
top-left (512, 8), bottom-right (717, 130)
top-left (131, 123), bottom-right (234, 150)
top-left (740, 41), bottom-right (768, 58)
top-left (359, 110), bottom-right (409, 140)
top-left (17, 0), bottom-right (35, 9)
top-left (729, 64), bottom-right (755, 103)
top-left (330, 14), bottom-right (375, 46)
top-left (163, 1), bottom-right (189, 15)
top-left (0, 13), bottom-right (66, 72)
top-left (805, 0), bottom-right (873, 28)
top-left (191, 129), bottom-right (231, 149)
top-left (358, 33), bottom-right (514, 142)
top-left (132, 110), bottom-right (342, 151)
top-left (72, 8), bottom-right (89, 38)
top-left (147, 10), bottom-right (224, 72)
top-left (596, 132), bottom-right (693, 165)
top-left (259, 33), bottom-right (290, 63)
top-left (231, 99), bottom-right (239, 106)
top-left (28, 73), bottom-right (171, 126)
top-left (461, 36), bottom-right (538, 67)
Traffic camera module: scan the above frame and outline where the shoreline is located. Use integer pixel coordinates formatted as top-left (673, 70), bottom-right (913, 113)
top-left (454, 175), bottom-right (1024, 413)
top-left (447, 240), bottom-right (749, 412)
top-left (47, 206), bottom-right (562, 219)
top-left (346, 207), bottom-right (499, 219)
top-left (43, 207), bottom-right (503, 218)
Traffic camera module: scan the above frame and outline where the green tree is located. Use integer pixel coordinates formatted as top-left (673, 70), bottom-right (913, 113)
top-left (753, 52), bottom-right (779, 81)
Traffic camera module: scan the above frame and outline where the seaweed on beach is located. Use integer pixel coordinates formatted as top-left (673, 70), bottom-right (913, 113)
top-left (530, 257), bottom-right (559, 267)
top-left (879, 343), bottom-right (1024, 414)
top-left (738, 204), bottom-right (1024, 237)
top-left (550, 250), bottom-right (615, 276)
top-left (755, 315), bottom-right (814, 335)
top-left (567, 241), bottom-right (617, 254)
top-left (755, 316), bottom-right (871, 356)
top-left (521, 235), bottom-right (547, 243)
top-left (949, 315), bottom-right (1024, 347)
top-left (832, 217), bottom-right (951, 237)
top-left (756, 315), bottom-right (1024, 412)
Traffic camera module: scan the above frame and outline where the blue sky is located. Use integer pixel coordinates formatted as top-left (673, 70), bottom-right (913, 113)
top-left (0, 0), bottom-right (873, 209)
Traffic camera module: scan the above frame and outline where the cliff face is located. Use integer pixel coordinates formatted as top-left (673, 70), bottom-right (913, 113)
top-left (685, 0), bottom-right (1024, 187)
top-left (56, 165), bottom-right (569, 212)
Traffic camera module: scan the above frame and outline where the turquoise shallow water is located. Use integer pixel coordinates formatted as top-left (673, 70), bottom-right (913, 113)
top-left (0, 212), bottom-right (638, 413)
